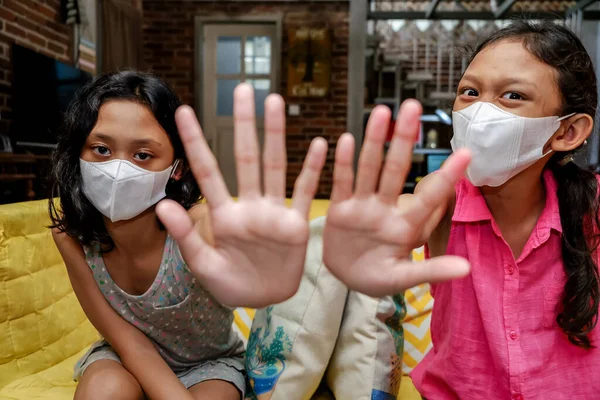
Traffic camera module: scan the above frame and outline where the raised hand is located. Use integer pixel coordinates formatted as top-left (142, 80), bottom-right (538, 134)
top-left (323, 100), bottom-right (471, 297)
top-left (156, 83), bottom-right (327, 308)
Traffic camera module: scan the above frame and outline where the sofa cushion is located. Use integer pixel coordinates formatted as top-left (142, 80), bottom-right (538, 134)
top-left (0, 199), bottom-right (431, 400)
top-left (0, 200), bottom-right (99, 391)
top-left (402, 248), bottom-right (433, 374)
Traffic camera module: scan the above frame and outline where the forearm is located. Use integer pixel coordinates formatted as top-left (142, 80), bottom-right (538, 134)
top-left (115, 338), bottom-right (193, 400)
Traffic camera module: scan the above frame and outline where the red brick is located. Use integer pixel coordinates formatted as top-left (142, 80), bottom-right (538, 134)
top-left (312, 119), bottom-right (334, 126)
top-left (302, 127), bottom-right (324, 134)
top-left (26, 31), bottom-right (46, 47)
top-left (0, 8), bottom-right (18, 23)
top-left (3, 0), bottom-right (36, 19)
top-left (47, 40), bottom-right (65, 54)
top-left (43, 20), bottom-right (69, 37)
top-left (16, 15), bottom-right (39, 33)
top-left (38, 24), bottom-right (68, 43)
top-left (36, 3), bottom-right (58, 19)
top-left (4, 22), bottom-right (26, 38)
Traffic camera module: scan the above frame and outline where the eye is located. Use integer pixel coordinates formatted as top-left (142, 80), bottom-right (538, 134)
top-left (92, 146), bottom-right (111, 156)
top-left (134, 152), bottom-right (153, 161)
top-left (460, 88), bottom-right (479, 97)
top-left (502, 92), bottom-right (524, 100)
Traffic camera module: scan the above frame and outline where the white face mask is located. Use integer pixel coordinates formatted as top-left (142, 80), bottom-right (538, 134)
top-left (451, 102), bottom-right (573, 187)
top-left (80, 158), bottom-right (179, 222)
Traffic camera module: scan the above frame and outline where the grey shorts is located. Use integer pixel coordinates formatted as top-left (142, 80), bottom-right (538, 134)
top-left (74, 340), bottom-right (246, 396)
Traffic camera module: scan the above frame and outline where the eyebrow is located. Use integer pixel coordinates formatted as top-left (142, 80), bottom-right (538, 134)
top-left (460, 73), bottom-right (482, 86)
top-left (90, 132), bottom-right (163, 147)
top-left (461, 74), bottom-right (538, 89)
top-left (498, 77), bottom-right (538, 89)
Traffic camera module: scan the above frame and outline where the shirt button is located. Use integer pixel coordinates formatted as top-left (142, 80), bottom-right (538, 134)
top-left (506, 265), bottom-right (515, 275)
top-left (509, 330), bottom-right (518, 340)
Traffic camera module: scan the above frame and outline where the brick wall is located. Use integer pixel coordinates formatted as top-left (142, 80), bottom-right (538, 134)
top-left (0, 0), bottom-right (73, 135)
top-left (142, 0), bottom-right (349, 198)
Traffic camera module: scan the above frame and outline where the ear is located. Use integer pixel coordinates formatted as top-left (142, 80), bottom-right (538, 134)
top-left (550, 114), bottom-right (594, 153)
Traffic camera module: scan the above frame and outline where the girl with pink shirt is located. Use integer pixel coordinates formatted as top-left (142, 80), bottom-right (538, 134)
top-left (322, 21), bottom-right (600, 399)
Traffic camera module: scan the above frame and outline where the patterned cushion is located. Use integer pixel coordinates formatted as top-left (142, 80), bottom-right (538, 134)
top-left (403, 247), bottom-right (433, 374)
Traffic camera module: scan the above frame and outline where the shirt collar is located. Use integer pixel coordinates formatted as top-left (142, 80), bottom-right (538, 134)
top-left (452, 169), bottom-right (562, 234)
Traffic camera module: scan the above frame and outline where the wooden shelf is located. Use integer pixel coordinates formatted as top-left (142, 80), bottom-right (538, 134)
top-left (0, 173), bottom-right (36, 180)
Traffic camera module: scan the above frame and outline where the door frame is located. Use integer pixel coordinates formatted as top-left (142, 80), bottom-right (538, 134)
top-left (194, 14), bottom-right (283, 128)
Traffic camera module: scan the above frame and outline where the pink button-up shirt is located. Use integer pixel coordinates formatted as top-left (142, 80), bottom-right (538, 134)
top-left (412, 170), bottom-right (600, 400)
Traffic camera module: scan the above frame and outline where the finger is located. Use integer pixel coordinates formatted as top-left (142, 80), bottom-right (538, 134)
top-left (263, 94), bottom-right (286, 202)
top-left (378, 100), bottom-right (422, 204)
top-left (291, 137), bottom-right (328, 218)
top-left (385, 256), bottom-right (470, 294)
top-left (175, 106), bottom-right (232, 208)
top-left (404, 149), bottom-right (471, 226)
top-left (234, 83), bottom-right (261, 199)
top-left (156, 200), bottom-right (215, 278)
top-left (330, 133), bottom-right (355, 204)
top-left (355, 106), bottom-right (391, 198)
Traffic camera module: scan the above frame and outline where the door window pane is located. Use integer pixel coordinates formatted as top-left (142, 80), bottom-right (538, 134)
top-left (217, 79), bottom-right (240, 116)
top-left (246, 36), bottom-right (271, 57)
top-left (245, 57), bottom-right (270, 74)
top-left (245, 36), bottom-right (271, 74)
top-left (217, 37), bottom-right (241, 74)
top-left (248, 79), bottom-right (271, 116)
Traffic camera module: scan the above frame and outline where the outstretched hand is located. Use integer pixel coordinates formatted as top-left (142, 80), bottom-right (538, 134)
top-left (323, 100), bottom-right (471, 297)
top-left (156, 84), bottom-right (327, 308)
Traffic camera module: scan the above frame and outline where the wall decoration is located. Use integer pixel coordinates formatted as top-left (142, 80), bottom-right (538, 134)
top-left (77, 0), bottom-right (97, 74)
top-left (61, 0), bottom-right (80, 24)
top-left (287, 28), bottom-right (331, 98)
top-left (79, 0), bottom-right (97, 45)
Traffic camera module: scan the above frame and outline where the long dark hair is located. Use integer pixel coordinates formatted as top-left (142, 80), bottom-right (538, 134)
top-left (468, 21), bottom-right (599, 348)
top-left (49, 71), bottom-right (201, 251)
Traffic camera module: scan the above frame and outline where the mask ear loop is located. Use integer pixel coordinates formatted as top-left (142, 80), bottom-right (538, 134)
top-left (169, 159), bottom-right (181, 179)
top-left (557, 112), bottom-right (576, 122)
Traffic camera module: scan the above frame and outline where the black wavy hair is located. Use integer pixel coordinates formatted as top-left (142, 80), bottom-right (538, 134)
top-left (49, 71), bottom-right (201, 251)
top-left (468, 21), bottom-right (600, 348)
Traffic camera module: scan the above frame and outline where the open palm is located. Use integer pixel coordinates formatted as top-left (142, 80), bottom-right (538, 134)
top-left (156, 84), bottom-right (327, 308)
top-left (323, 101), bottom-right (471, 297)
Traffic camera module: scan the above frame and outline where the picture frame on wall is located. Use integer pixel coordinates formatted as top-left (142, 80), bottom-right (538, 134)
top-left (76, 0), bottom-right (97, 74)
top-left (287, 28), bottom-right (332, 98)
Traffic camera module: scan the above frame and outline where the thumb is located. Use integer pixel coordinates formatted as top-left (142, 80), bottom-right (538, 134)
top-left (389, 256), bottom-right (471, 294)
top-left (156, 200), bottom-right (213, 279)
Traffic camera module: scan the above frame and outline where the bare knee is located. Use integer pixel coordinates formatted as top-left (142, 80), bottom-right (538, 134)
top-left (189, 380), bottom-right (241, 400)
top-left (75, 360), bottom-right (144, 400)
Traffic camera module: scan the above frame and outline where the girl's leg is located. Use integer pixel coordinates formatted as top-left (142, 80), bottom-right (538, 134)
top-left (188, 380), bottom-right (241, 400)
top-left (75, 360), bottom-right (145, 400)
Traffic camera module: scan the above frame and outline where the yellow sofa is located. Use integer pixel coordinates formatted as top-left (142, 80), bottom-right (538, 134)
top-left (0, 199), bottom-right (427, 399)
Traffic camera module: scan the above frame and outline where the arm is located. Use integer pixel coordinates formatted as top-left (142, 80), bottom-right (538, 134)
top-left (52, 230), bottom-right (194, 400)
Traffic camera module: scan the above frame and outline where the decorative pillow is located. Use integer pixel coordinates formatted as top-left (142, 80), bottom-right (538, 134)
top-left (245, 217), bottom-right (349, 400)
top-left (325, 292), bottom-right (406, 400)
top-left (402, 247), bottom-right (433, 374)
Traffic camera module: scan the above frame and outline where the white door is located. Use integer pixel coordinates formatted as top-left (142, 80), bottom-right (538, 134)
top-left (203, 24), bottom-right (277, 196)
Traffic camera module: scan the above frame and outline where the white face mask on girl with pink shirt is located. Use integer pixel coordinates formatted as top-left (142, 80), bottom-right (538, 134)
top-left (451, 101), bottom-right (574, 187)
